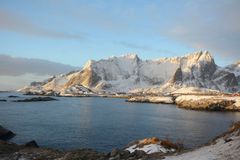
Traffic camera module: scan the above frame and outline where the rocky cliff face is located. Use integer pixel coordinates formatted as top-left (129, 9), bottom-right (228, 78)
top-left (225, 61), bottom-right (240, 84)
top-left (19, 51), bottom-right (240, 95)
top-left (167, 52), bottom-right (239, 92)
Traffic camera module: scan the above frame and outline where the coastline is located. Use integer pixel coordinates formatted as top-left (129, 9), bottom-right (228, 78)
top-left (17, 86), bottom-right (240, 112)
top-left (126, 94), bottom-right (240, 112)
top-left (0, 122), bottom-right (239, 160)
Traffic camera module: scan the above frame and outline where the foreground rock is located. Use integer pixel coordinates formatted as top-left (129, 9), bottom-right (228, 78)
top-left (127, 96), bottom-right (174, 104)
top-left (125, 137), bottom-right (180, 154)
top-left (0, 137), bottom-right (180, 160)
top-left (0, 126), bottom-right (15, 140)
top-left (24, 140), bottom-right (39, 148)
top-left (13, 97), bottom-right (57, 102)
top-left (164, 122), bottom-right (240, 160)
top-left (0, 141), bottom-right (64, 160)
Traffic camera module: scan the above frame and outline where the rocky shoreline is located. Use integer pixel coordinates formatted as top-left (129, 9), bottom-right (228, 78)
top-left (127, 96), bottom-right (174, 104)
top-left (3, 91), bottom-right (240, 111)
top-left (126, 94), bottom-right (240, 111)
top-left (15, 85), bottom-right (240, 112)
top-left (164, 122), bottom-right (240, 160)
top-left (175, 95), bottom-right (240, 111)
top-left (0, 122), bottom-right (239, 160)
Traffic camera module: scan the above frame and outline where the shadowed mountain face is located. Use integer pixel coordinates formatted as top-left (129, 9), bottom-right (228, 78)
top-left (225, 61), bottom-right (240, 84)
top-left (20, 51), bottom-right (240, 94)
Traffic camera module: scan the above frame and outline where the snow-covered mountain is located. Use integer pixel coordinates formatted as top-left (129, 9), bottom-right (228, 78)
top-left (225, 61), bottom-right (240, 83)
top-left (19, 51), bottom-right (240, 95)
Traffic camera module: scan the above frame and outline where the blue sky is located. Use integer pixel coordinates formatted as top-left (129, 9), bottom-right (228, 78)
top-left (0, 0), bottom-right (239, 67)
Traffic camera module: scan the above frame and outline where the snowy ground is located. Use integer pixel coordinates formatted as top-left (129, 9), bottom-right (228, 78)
top-left (171, 87), bottom-right (221, 95)
top-left (127, 96), bottom-right (174, 104)
top-left (164, 123), bottom-right (240, 160)
top-left (126, 143), bottom-right (174, 154)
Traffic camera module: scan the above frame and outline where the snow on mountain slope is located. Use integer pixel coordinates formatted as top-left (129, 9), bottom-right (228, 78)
top-left (225, 61), bottom-right (240, 84)
top-left (131, 51), bottom-right (239, 94)
top-left (19, 51), bottom-right (240, 95)
top-left (225, 61), bottom-right (240, 76)
top-left (18, 71), bottom-right (93, 95)
top-left (64, 53), bottom-right (179, 92)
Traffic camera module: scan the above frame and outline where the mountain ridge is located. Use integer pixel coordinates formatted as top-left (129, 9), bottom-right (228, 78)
top-left (19, 51), bottom-right (240, 95)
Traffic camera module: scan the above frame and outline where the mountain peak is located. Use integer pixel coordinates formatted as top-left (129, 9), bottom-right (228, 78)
top-left (201, 50), bottom-right (213, 60)
top-left (184, 50), bottom-right (214, 63)
top-left (120, 53), bottom-right (139, 60)
top-left (83, 60), bottom-right (95, 70)
top-left (186, 50), bottom-right (211, 57)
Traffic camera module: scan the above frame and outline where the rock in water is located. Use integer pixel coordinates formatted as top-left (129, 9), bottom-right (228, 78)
top-left (14, 97), bottom-right (57, 102)
top-left (24, 140), bottom-right (39, 148)
top-left (8, 95), bottom-right (19, 98)
top-left (0, 126), bottom-right (15, 140)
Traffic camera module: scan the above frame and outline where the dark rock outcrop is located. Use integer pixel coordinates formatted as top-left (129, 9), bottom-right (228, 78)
top-left (14, 97), bottom-right (57, 102)
top-left (8, 95), bottom-right (19, 98)
top-left (0, 126), bottom-right (15, 140)
top-left (24, 140), bottom-right (39, 148)
top-left (0, 99), bottom-right (7, 102)
top-left (170, 67), bottom-right (182, 83)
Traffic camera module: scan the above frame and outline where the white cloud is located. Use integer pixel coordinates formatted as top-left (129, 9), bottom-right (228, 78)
top-left (0, 54), bottom-right (77, 76)
top-left (0, 73), bottom-right (50, 91)
top-left (0, 10), bottom-right (84, 39)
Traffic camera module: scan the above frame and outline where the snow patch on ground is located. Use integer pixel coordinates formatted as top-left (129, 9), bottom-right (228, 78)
top-left (126, 143), bottom-right (175, 154)
top-left (125, 137), bottom-right (176, 154)
top-left (127, 96), bottom-right (174, 104)
top-left (171, 87), bottom-right (220, 95)
top-left (164, 124), bottom-right (240, 160)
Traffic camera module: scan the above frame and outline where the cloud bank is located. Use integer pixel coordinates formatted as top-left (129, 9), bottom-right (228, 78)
top-left (157, 0), bottom-right (240, 58)
top-left (0, 54), bottom-right (78, 76)
top-left (0, 54), bottom-right (78, 90)
top-left (0, 10), bottom-right (83, 39)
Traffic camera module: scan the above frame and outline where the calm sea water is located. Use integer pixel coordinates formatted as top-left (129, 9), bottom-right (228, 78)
top-left (0, 92), bottom-right (240, 152)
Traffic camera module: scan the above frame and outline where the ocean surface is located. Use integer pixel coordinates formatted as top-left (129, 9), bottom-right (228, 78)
top-left (0, 92), bottom-right (240, 152)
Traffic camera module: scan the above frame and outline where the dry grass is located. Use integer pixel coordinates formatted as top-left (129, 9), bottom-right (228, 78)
top-left (140, 137), bottom-right (160, 145)
top-left (137, 137), bottom-right (160, 148)
top-left (136, 137), bottom-right (184, 152)
top-left (229, 121), bottom-right (240, 134)
top-left (160, 139), bottom-right (184, 151)
top-left (160, 139), bottom-right (178, 149)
